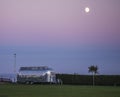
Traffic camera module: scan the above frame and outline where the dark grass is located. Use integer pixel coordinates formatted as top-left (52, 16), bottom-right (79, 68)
top-left (0, 84), bottom-right (120, 97)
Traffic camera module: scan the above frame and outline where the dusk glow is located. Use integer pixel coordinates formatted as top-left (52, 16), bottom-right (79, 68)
top-left (0, 0), bottom-right (120, 75)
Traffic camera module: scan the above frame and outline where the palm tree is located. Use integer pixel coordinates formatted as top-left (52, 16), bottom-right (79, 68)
top-left (88, 65), bottom-right (98, 86)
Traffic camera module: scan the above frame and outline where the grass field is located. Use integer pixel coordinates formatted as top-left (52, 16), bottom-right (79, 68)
top-left (0, 84), bottom-right (120, 97)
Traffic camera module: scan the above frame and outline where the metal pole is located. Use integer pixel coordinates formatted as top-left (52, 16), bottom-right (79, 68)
top-left (14, 53), bottom-right (16, 82)
top-left (14, 53), bottom-right (16, 74)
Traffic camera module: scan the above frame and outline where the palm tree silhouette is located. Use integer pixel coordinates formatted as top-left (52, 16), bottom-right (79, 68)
top-left (88, 65), bottom-right (98, 86)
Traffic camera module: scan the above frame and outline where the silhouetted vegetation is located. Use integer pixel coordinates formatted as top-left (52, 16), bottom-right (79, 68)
top-left (88, 65), bottom-right (98, 86)
top-left (56, 74), bottom-right (120, 86)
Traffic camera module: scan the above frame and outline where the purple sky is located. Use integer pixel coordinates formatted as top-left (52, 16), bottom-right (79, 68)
top-left (0, 0), bottom-right (120, 74)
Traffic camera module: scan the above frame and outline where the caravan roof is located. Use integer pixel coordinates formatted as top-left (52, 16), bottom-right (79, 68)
top-left (19, 66), bottom-right (52, 71)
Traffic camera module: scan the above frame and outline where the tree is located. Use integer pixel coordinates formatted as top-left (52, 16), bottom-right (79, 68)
top-left (88, 65), bottom-right (98, 86)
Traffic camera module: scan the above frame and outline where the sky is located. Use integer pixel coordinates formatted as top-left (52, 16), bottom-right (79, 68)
top-left (0, 0), bottom-right (120, 75)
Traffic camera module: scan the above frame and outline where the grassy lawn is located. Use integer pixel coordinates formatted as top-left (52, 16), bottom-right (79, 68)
top-left (0, 84), bottom-right (120, 97)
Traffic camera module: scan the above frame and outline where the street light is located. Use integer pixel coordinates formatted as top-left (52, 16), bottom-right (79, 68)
top-left (14, 53), bottom-right (16, 82)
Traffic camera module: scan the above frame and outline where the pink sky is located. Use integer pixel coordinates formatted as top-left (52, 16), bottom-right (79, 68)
top-left (0, 0), bottom-right (120, 74)
top-left (0, 0), bottom-right (120, 47)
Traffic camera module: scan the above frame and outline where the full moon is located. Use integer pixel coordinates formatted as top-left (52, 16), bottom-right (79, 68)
top-left (85, 7), bottom-right (90, 13)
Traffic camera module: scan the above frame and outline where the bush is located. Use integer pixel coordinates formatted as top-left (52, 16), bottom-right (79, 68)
top-left (56, 74), bottom-right (120, 86)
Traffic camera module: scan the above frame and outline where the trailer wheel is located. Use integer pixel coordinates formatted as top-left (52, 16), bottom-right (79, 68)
top-left (26, 81), bottom-right (29, 84)
top-left (30, 81), bottom-right (34, 84)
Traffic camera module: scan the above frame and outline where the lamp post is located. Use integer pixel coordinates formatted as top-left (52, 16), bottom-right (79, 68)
top-left (14, 53), bottom-right (16, 82)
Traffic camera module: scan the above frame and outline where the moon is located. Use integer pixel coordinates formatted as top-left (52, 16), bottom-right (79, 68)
top-left (85, 7), bottom-right (90, 13)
